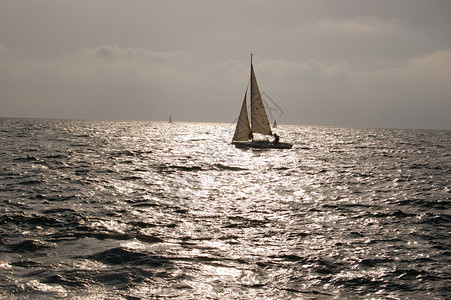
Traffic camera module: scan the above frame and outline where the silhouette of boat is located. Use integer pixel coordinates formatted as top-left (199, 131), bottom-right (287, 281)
top-left (232, 55), bottom-right (292, 149)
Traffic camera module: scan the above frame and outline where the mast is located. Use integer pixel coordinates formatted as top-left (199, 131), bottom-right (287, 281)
top-left (250, 53), bottom-right (253, 130)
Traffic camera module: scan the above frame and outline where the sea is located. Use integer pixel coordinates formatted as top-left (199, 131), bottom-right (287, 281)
top-left (0, 118), bottom-right (450, 299)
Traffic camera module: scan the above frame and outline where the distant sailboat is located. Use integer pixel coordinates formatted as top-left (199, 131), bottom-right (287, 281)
top-left (232, 55), bottom-right (292, 149)
top-left (273, 120), bottom-right (277, 128)
top-left (169, 115), bottom-right (173, 123)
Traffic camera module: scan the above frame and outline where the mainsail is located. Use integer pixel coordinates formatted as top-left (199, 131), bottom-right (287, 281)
top-left (250, 65), bottom-right (272, 136)
top-left (232, 89), bottom-right (252, 141)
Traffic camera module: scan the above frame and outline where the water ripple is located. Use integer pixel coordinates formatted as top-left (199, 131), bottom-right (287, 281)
top-left (0, 119), bottom-right (450, 299)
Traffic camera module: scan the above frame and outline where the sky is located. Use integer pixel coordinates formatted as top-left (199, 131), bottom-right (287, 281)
top-left (1, 0), bottom-right (451, 130)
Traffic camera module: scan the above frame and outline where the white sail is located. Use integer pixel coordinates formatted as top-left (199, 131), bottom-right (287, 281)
top-left (250, 65), bottom-right (272, 136)
top-left (232, 89), bottom-right (252, 141)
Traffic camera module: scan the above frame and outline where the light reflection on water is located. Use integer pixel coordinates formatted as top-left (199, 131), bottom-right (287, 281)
top-left (0, 119), bottom-right (450, 298)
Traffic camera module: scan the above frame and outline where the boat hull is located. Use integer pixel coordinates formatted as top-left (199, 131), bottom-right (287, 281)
top-left (232, 140), bottom-right (292, 149)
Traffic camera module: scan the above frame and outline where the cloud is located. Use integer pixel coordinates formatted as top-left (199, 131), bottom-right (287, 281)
top-left (259, 59), bottom-right (350, 82)
top-left (358, 50), bottom-right (451, 89)
top-left (0, 45), bottom-right (194, 120)
top-left (407, 50), bottom-right (451, 76)
top-left (313, 16), bottom-right (402, 35)
top-left (2, 44), bottom-right (193, 83)
top-left (219, 58), bottom-right (350, 84)
top-left (58, 44), bottom-right (192, 84)
top-left (69, 44), bottom-right (191, 65)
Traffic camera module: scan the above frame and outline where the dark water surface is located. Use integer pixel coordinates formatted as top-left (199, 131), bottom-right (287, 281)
top-left (1, 119), bottom-right (450, 299)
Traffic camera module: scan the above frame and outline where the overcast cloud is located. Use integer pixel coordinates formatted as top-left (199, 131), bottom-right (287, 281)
top-left (1, 0), bottom-right (450, 129)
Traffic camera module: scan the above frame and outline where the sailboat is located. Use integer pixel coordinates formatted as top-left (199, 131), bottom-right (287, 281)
top-left (273, 120), bottom-right (277, 128)
top-left (169, 115), bottom-right (173, 123)
top-left (232, 55), bottom-right (292, 149)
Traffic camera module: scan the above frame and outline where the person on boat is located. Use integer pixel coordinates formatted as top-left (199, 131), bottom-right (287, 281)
top-left (273, 133), bottom-right (279, 144)
top-left (248, 132), bottom-right (254, 140)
